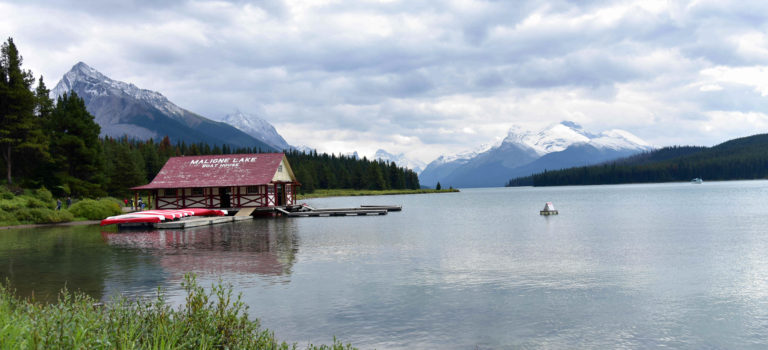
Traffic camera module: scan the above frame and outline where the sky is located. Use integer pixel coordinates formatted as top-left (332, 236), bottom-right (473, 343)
top-left (2, 0), bottom-right (768, 164)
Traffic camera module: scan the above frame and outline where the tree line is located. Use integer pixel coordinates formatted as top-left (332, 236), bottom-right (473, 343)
top-left (507, 135), bottom-right (768, 187)
top-left (0, 37), bottom-right (420, 197)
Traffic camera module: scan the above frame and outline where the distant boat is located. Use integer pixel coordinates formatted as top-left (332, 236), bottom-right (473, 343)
top-left (540, 202), bottom-right (558, 215)
top-left (691, 178), bottom-right (703, 184)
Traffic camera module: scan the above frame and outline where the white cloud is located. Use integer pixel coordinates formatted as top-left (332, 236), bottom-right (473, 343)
top-left (4, 0), bottom-right (768, 163)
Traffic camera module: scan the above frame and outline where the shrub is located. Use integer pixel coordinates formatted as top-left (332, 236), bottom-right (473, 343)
top-left (11, 208), bottom-right (72, 224)
top-left (25, 198), bottom-right (49, 209)
top-left (0, 209), bottom-right (17, 225)
top-left (0, 186), bottom-right (13, 200)
top-left (68, 199), bottom-right (122, 220)
top-left (0, 197), bottom-right (26, 211)
top-left (33, 187), bottom-right (54, 203)
top-left (48, 209), bottom-right (74, 223)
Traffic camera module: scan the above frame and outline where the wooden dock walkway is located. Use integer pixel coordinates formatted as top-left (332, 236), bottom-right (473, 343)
top-left (154, 216), bottom-right (249, 229)
top-left (275, 204), bottom-right (401, 217)
top-left (276, 208), bottom-right (386, 217)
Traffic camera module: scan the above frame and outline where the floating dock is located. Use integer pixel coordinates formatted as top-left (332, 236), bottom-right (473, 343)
top-left (154, 215), bottom-right (244, 229)
top-left (275, 204), bottom-right (400, 217)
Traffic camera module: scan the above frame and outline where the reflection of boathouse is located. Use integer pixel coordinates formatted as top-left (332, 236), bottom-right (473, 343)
top-left (132, 153), bottom-right (300, 209)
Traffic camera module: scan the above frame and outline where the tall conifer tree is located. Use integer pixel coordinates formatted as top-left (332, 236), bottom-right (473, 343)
top-left (0, 38), bottom-right (42, 185)
top-left (49, 92), bottom-right (105, 196)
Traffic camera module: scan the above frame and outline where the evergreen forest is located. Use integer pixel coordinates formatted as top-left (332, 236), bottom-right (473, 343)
top-left (507, 134), bottom-right (768, 186)
top-left (0, 37), bottom-right (419, 198)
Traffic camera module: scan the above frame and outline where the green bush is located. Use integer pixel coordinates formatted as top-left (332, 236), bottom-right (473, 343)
top-left (68, 198), bottom-right (122, 220)
top-left (0, 197), bottom-right (26, 212)
top-left (0, 186), bottom-right (13, 200)
top-left (25, 198), bottom-right (49, 209)
top-left (47, 209), bottom-right (74, 223)
top-left (12, 208), bottom-right (73, 224)
top-left (33, 187), bottom-right (54, 203)
top-left (0, 209), bottom-right (18, 225)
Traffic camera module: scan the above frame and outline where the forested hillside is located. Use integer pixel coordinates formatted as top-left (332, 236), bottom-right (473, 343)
top-left (507, 135), bottom-right (768, 186)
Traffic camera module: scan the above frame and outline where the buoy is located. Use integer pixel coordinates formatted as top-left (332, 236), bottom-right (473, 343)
top-left (540, 202), bottom-right (558, 215)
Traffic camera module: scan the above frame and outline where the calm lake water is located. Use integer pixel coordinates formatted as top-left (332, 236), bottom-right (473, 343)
top-left (3, 181), bottom-right (768, 348)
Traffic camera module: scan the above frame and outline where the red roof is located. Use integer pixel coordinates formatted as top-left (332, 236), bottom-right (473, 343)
top-left (132, 153), bottom-right (293, 190)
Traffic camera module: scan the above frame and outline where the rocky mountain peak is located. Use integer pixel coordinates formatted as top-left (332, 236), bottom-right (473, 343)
top-left (221, 110), bottom-right (290, 151)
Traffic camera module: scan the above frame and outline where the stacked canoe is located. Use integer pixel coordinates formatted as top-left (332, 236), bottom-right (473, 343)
top-left (101, 208), bottom-right (227, 226)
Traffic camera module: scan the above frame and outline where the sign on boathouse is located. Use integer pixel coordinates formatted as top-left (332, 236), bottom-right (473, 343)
top-left (132, 153), bottom-right (300, 209)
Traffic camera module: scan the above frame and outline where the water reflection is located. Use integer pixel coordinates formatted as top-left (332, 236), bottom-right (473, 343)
top-left (101, 220), bottom-right (300, 287)
top-left (0, 225), bottom-right (111, 302)
top-left (0, 219), bottom-right (301, 303)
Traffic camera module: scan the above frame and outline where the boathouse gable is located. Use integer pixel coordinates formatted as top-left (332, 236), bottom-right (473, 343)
top-left (272, 158), bottom-right (296, 182)
top-left (132, 153), bottom-right (300, 209)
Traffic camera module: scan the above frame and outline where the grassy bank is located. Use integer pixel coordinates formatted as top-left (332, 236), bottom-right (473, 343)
top-left (0, 186), bottom-right (122, 226)
top-left (296, 188), bottom-right (459, 199)
top-left (0, 274), bottom-right (354, 349)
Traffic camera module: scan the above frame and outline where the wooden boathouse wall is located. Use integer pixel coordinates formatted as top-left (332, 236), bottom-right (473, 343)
top-left (132, 153), bottom-right (300, 210)
top-left (152, 183), bottom-right (296, 209)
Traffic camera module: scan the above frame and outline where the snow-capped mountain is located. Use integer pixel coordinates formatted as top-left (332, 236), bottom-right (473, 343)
top-left (419, 121), bottom-right (653, 188)
top-left (427, 142), bottom-right (497, 166)
top-left (51, 62), bottom-right (275, 150)
top-left (374, 149), bottom-right (426, 174)
top-left (221, 110), bottom-right (290, 151)
top-left (504, 121), bottom-right (651, 155)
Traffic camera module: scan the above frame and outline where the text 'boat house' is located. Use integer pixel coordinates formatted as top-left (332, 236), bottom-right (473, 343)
top-left (132, 153), bottom-right (300, 210)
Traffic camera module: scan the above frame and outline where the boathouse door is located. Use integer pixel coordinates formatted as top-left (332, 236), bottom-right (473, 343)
top-left (276, 184), bottom-right (285, 206)
top-left (219, 187), bottom-right (231, 208)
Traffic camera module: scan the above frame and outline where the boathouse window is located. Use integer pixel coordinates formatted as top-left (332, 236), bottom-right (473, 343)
top-left (278, 165), bottom-right (283, 172)
top-left (246, 186), bottom-right (260, 194)
top-left (191, 188), bottom-right (204, 196)
top-left (163, 189), bottom-right (177, 196)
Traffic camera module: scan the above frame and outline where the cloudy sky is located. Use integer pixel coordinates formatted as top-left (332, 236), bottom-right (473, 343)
top-left (2, 0), bottom-right (768, 163)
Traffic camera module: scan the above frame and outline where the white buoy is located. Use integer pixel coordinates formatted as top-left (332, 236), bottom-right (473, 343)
top-left (540, 202), bottom-right (558, 215)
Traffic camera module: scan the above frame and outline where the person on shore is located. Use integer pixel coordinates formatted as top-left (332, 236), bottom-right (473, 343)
top-left (129, 198), bottom-right (134, 210)
top-left (56, 199), bottom-right (61, 211)
top-left (138, 197), bottom-right (144, 211)
top-left (66, 196), bottom-right (72, 208)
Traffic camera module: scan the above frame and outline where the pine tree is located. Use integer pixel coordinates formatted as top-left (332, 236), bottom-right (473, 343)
top-left (436, 181), bottom-right (441, 190)
top-left (0, 38), bottom-right (42, 185)
top-left (48, 92), bottom-right (105, 196)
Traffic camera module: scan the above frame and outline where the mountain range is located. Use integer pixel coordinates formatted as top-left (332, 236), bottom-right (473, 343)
top-left (374, 149), bottom-right (427, 174)
top-left (511, 133), bottom-right (768, 186)
top-left (51, 62), bottom-right (283, 151)
top-left (419, 121), bottom-right (654, 188)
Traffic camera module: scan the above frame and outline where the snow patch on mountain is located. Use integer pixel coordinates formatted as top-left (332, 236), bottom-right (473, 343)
top-left (590, 129), bottom-right (652, 151)
top-left (499, 121), bottom-right (651, 155)
top-left (374, 149), bottom-right (426, 174)
top-left (430, 142), bottom-right (497, 166)
top-left (221, 110), bottom-right (291, 151)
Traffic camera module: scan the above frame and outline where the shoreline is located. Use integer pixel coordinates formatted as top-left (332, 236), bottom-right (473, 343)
top-left (0, 189), bottom-right (458, 229)
top-left (0, 220), bottom-right (101, 230)
top-left (296, 188), bottom-right (459, 199)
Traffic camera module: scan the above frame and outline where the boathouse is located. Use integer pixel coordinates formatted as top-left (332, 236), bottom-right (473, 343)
top-left (132, 153), bottom-right (300, 210)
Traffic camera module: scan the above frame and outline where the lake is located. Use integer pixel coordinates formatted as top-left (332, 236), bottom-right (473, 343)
top-left (2, 181), bottom-right (768, 349)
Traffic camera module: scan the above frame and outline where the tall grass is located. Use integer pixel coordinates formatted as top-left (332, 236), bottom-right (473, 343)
top-left (0, 274), bottom-right (355, 349)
